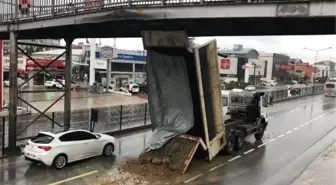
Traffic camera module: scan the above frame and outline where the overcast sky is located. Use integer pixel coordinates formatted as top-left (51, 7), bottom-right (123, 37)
top-left (67, 35), bottom-right (336, 64)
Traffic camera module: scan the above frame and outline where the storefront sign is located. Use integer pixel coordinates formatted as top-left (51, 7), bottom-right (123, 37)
top-left (26, 66), bottom-right (64, 71)
top-left (220, 58), bottom-right (230, 69)
top-left (280, 65), bottom-right (295, 70)
top-left (296, 62), bottom-right (309, 66)
top-left (26, 58), bottom-right (65, 68)
top-left (116, 54), bottom-right (146, 61)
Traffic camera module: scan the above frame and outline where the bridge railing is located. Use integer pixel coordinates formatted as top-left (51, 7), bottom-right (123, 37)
top-left (0, 0), bottom-right (326, 23)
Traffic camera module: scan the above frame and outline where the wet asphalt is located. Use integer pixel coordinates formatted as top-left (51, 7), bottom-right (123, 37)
top-left (0, 94), bottom-right (335, 185)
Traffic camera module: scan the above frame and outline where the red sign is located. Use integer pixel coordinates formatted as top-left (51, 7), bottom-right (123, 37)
top-left (220, 58), bottom-right (230, 69)
top-left (26, 66), bottom-right (62, 71)
top-left (26, 58), bottom-right (65, 68)
top-left (280, 65), bottom-right (295, 70)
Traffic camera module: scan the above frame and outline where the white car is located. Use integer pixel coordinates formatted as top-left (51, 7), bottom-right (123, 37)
top-left (24, 129), bottom-right (116, 169)
top-left (55, 80), bottom-right (80, 90)
top-left (245, 85), bottom-right (256, 91)
top-left (120, 84), bottom-right (140, 93)
top-left (44, 79), bottom-right (61, 88)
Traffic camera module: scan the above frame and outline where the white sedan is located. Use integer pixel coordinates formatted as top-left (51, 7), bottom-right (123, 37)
top-left (245, 85), bottom-right (256, 91)
top-left (24, 129), bottom-right (116, 169)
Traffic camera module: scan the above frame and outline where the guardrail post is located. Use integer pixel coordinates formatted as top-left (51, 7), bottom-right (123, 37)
top-left (120, 105), bottom-right (123, 130)
top-left (200, 0), bottom-right (204, 4)
top-left (128, 0), bottom-right (132, 7)
top-left (144, 103), bottom-right (147, 125)
top-left (51, 112), bottom-right (55, 129)
top-left (2, 117), bottom-right (5, 156)
top-left (51, 0), bottom-right (55, 15)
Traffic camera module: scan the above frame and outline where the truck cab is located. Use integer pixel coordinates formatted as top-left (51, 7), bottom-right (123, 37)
top-left (223, 91), bottom-right (269, 154)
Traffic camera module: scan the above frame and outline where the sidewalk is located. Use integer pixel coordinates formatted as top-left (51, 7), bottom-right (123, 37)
top-left (292, 142), bottom-right (336, 185)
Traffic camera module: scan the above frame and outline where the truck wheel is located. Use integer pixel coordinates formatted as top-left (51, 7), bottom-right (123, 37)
top-left (223, 137), bottom-right (235, 155)
top-left (234, 135), bottom-right (245, 150)
top-left (255, 123), bottom-right (266, 140)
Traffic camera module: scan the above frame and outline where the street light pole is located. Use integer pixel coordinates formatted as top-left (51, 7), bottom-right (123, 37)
top-left (303, 47), bottom-right (332, 93)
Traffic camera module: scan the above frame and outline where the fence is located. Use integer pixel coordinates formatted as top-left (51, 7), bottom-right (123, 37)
top-left (0, 0), bottom-right (322, 23)
top-left (0, 102), bottom-right (150, 156)
top-left (0, 85), bottom-right (325, 156)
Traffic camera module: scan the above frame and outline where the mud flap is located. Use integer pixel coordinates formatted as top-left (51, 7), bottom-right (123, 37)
top-left (138, 134), bottom-right (206, 174)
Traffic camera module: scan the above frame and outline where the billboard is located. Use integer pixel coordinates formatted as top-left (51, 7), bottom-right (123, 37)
top-left (218, 56), bottom-right (238, 75)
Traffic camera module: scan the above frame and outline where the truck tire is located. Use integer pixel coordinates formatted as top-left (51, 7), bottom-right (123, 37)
top-left (223, 137), bottom-right (235, 155)
top-left (234, 134), bottom-right (245, 150)
top-left (255, 122), bottom-right (266, 141)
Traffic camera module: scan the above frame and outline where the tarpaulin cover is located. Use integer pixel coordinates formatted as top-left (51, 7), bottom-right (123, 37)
top-left (145, 48), bottom-right (194, 151)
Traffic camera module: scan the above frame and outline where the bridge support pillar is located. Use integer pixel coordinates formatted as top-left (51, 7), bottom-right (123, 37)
top-left (5, 31), bottom-right (21, 155)
top-left (63, 38), bottom-right (73, 131)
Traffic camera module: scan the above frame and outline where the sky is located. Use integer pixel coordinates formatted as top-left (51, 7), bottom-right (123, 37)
top-left (64, 35), bottom-right (336, 64)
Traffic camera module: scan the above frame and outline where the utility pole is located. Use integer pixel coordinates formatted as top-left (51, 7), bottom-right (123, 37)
top-left (303, 47), bottom-right (332, 93)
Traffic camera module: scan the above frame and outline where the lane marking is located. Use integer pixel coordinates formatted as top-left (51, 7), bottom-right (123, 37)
top-left (293, 127), bottom-right (299, 131)
top-left (299, 124), bottom-right (304, 128)
top-left (268, 138), bottom-right (277, 143)
top-left (277, 134), bottom-right (285, 138)
top-left (209, 163), bottom-right (225, 171)
top-left (184, 174), bottom-right (204, 184)
top-left (268, 116), bottom-right (274, 119)
top-left (48, 170), bottom-right (98, 185)
top-left (228, 155), bottom-right (241, 162)
top-left (258, 143), bottom-right (267, 148)
top-left (286, 130), bottom-right (292, 134)
top-left (243, 148), bottom-right (255, 155)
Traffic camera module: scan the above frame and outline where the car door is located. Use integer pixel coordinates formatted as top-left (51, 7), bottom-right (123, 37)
top-left (76, 131), bottom-right (100, 157)
top-left (58, 132), bottom-right (85, 162)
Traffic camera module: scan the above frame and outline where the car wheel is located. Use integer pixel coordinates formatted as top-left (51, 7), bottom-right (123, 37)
top-left (53, 154), bottom-right (67, 169)
top-left (52, 84), bottom-right (56, 88)
top-left (102, 143), bottom-right (114, 156)
top-left (255, 122), bottom-right (266, 141)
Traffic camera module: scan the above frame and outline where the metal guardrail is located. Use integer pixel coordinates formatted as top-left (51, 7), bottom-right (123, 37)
top-left (0, 0), bottom-right (327, 23)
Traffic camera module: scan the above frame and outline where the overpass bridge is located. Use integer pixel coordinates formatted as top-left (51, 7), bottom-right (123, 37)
top-left (1, 0), bottom-right (335, 154)
top-left (0, 0), bottom-right (335, 39)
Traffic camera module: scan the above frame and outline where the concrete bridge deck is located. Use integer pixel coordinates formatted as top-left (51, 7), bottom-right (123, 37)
top-left (0, 0), bottom-right (334, 39)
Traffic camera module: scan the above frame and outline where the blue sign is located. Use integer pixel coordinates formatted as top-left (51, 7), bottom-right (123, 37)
top-left (85, 51), bottom-right (100, 58)
top-left (116, 54), bottom-right (146, 61)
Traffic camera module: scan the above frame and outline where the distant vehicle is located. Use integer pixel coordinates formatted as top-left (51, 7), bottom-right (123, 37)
top-left (3, 78), bottom-right (27, 88)
top-left (324, 80), bottom-right (336, 97)
top-left (55, 80), bottom-right (80, 90)
top-left (44, 79), bottom-right (61, 88)
top-left (261, 79), bottom-right (277, 87)
top-left (24, 129), bottom-right (116, 169)
top-left (138, 84), bottom-right (148, 93)
top-left (245, 85), bottom-right (256, 91)
top-left (120, 83), bottom-right (140, 93)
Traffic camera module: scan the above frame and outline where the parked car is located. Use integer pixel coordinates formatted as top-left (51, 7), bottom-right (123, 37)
top-left (55, 80), bottom-right (80, 90)
top-left (4, 78), bottom-right (27, 88)
top-left (245, 85), bottom-right (256, 91)
top-left (44, 79), bottom-right (61, 88)
top-left (261, 80), bottom-right (277, 87)
top-left (24, 129), bottom-right (116, 169)
top-left (120, 83), bottom-right (140, 93)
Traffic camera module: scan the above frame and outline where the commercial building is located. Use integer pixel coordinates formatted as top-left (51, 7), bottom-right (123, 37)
top-left (87, 43), bottom-right (146, 89)
top-left (26, 49), bottom-right (85, 86)
top-left (218, 44), bottom-right (262, 83)
top-left (258, 52), bottom-right (291, 82)
top-left (315, 60), bottom-right (336, 78)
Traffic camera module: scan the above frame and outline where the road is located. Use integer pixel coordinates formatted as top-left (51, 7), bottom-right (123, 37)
top-left (0, 94), bottom-right (335, 185)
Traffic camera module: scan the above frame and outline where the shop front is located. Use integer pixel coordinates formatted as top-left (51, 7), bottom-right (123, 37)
top-left (26, 58), bottom-right (66, 86)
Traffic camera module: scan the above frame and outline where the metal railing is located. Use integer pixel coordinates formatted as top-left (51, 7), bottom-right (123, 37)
top-left (0, 0), bottom-right (326, 23)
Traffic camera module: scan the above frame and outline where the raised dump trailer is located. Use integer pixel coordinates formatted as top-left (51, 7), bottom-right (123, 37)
top-left (138, 31), bottom-right (226, 174)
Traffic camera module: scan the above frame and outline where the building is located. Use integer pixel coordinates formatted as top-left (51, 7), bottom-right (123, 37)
top-left (2, 39), bottom-right (61, 81)
top-left (87, 45), bottom-right (146, 89)
top-left (218, 44), bottom-right (260, 83)
top-left (315, 60), bottom-right (336, 78)
top-left (26, 48), bottom-right (85, 86)
top-left (258, 52), bottom-right (291, 82)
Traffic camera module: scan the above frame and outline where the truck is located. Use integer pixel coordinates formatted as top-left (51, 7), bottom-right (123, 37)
top-left (138, 31), bottom-right (268, 174)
